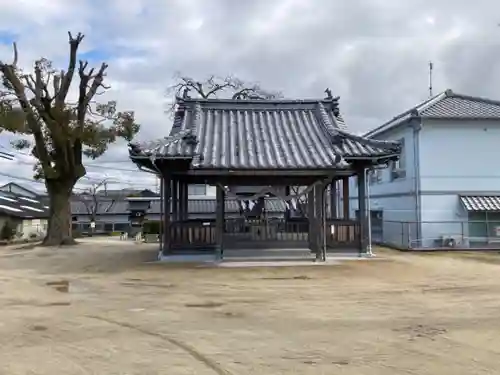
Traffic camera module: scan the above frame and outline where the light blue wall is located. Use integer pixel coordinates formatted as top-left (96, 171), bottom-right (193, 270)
top-left (417, 119), bottom-right (500, 246)
top-left (419, 194), bottom-right (469, 246)
top-left (419, 119), bottom-right (500, 192)
top-left (350, 120), bottom-right (418, 222)
top-left (363, 123), bottom-right (417, 199)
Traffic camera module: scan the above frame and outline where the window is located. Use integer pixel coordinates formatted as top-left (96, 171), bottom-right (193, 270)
top-left (188, 184), bottom-right (207, 196)
top-left (468, 212), bottom-right (500, 244)
top-left (114, 223), bottom-right (130, 231)
top-left (369, 169), bottom-right (382, 184)
top-left (391, 137), bottom-right (406, 180)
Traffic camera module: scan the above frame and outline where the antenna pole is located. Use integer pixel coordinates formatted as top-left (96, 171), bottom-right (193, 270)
top-left (429, 61), bottom-right (433, 97)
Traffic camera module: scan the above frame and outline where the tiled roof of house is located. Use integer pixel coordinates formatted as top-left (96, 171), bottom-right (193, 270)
top-left (95, 188), bottom-right (144, 197)
top-left (0, 190), bottom-right (50, 218)
top-left (0, 182), bottom-right (45, 198)
top-left (129, 98), bottom-right (401, 170)
top-left (148, 198), bottom-right (286, 214)
top-left (460, 196), bottom-right (500, 212)
top-left (72, 197), bottom-right (287, 215)
top-left (70, 199), bottom-right (130, 215)
top-left (366, 89), bottom-right (500, 138)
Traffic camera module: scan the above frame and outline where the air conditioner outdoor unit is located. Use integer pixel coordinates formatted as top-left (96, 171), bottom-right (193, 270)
top-left (495, 226), bottom-right (500, 237)
top-left (441, 236), bottom-right (458, 248)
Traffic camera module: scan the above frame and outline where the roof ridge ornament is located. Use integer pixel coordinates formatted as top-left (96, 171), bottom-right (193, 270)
top-left (325, 88), bottom-right (333, 100)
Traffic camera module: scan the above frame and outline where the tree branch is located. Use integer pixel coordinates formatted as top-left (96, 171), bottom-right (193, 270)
top-left (166, 74), bottom-right (283, 114)
top-left (0, 46), bottom-right (52, 174)
top-left (55, 32), bottom-right (84, 108)
top-left (11, 42), bottom-right (18, 67)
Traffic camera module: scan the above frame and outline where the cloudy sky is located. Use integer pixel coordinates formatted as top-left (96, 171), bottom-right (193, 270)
top-left (0, 0), bottom-right (498, 193)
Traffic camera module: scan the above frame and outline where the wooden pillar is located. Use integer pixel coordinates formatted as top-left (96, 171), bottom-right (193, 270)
top-left (307, 188), bottom-right (316, 253)
top-left (329, 181), bottom-right (337, 219)
top-left (314, 183), bottom-right (325, 261)
top-left (171, 179), bottom-right (179, 221)
top-left (284, 186), bottom-right (291, 221)
top-left (216, 185), bottom-right (225, 259)
top-left (342, 177), bottom-right (350, 219)
top-left (162, 174), bottom-right (171, 255)
top-left (183, 183), bottom-right (189, 220)
top-left (178, 181), bottom-right (188, 220)
top-left (357, 169), bottom-right (367, 254)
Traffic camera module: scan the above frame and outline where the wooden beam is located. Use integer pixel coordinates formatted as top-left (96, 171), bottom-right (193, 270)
top-left (357, 169), bottom-right (367, 254)
top-left (171, 179), bottom-right (179, 221)
top-left (307, 189), bottom-right (316, 254)
top-left (329, 181), bottom-right (337, 219)
top-left (314, 183), bottom-right (325, 260)
top-left (178, 181), bottom-right (187, 220)
top-left (182, 183), bottom-right (189, 220)
top-left (342, 177), bottom-right (350, 219)
top-left (216, 185), bottom-right (225, 259)
top-left (284, 186), bottom-right (291, 221)
top-left (183, 169), bottom-right (356, 177)
top-left (162, 174), bottom-right (171, 255)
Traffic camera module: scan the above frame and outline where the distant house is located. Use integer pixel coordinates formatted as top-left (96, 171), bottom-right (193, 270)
top-left (0, 182), bottom-right (216, 234)
top-left (98, 185), bottom-right (211, 198)
top-left (349, 89), bottom-right (500, 249)
top-left (73, 190), bottom-right (287, 233)
top-left (0, 189), bottom-right (50, 239)
top-left (0, 182), bottom-right (46, 199)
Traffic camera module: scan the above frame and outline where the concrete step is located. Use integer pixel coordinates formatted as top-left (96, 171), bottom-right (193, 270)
top-left (222, 256), bottom-right (317, 263)
top-left (222, 248), bottom-right (315, 261)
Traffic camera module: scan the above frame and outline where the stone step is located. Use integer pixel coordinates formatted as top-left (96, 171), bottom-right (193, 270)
top-left (222, 248), bottom-right (315, 261)
top-left (222, 256), bottom-right (317, 263)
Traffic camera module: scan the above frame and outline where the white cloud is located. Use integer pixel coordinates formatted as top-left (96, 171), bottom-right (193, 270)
top-left (0, 0), bottom-right (499, 191)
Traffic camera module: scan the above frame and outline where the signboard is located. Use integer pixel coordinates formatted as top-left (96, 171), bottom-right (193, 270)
top-left (90, 221), bottom-right (95, 229)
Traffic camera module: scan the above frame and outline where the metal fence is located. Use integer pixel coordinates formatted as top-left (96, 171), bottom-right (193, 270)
top-left (373, 220), bottom-right (500, 250)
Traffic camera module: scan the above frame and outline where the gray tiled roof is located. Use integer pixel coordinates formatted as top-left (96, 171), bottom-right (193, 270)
top-left (71, 199), bottom-right (131, 215)
top-left (460, 196), bottom-right (500, 212)
top-left (366, 89), bottom-right (500, 138)
top-left (72, 197), bottom-right (286, 216)
top-left (0, 191), bottom-right (49, 218)
top-left (148, 198), bottom-right (286, 214)
top-left (129, 98), bottom-right (400, 169)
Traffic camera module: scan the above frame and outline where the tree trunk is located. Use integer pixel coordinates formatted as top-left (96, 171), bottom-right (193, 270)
top-left (42, 181), bottom-right (76, 246)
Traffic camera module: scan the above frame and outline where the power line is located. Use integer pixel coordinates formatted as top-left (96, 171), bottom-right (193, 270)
top-left (0, 171), bottom-right (157, 192)
top-left (1, 152), bottom-right (143, 173)
top-left (0, 144), bottom-right (157, 188)
top-left (0, 143), bottom-right (141, 172)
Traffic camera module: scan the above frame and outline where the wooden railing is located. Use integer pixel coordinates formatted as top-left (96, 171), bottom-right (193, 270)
top-left (169, 220), bottom-right (217, 248)
top-left (224, 218), bottom-right (308, 242)
top-left (167, 218), bottom-right (361, 250)
top-left (324, 219), bottom-right (360, 249)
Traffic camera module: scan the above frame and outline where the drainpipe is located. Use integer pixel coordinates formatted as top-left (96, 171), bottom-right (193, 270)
top-left (365, 168), bottom-right (373, 256)
top-left (412, 118), bottom-right (423, 246)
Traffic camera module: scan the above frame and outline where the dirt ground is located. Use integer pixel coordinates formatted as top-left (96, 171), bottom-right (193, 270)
top-left (1, 240), bottom-right (500, 374)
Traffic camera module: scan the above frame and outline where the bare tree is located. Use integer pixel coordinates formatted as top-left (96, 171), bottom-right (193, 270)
top-left (77, 179), bottom-right (110, 233)
top-left (290, 186), bottom-right (308, 217)
top-left (166, 73), bottom-right (282, 112)
top-left (0, 32), bottom-right (140, 246)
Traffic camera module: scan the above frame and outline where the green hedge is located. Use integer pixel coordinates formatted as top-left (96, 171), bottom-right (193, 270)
top-left (0, 221), bottom-right (16, 240)
top-left (143, 221), bottom-right (161, 234)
